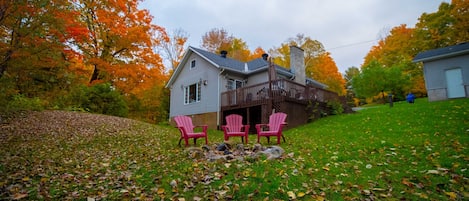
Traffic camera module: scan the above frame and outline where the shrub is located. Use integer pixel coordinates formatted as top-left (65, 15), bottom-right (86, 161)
top-left (327, 100), bottom-right (344, 115)
top-left (6, 94), bottom-right (44, 111)
top-left (65, 83), bottom-right (128, 117)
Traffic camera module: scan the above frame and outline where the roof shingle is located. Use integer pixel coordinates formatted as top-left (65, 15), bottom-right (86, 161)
top-left (413, 42), bottom-right (469, 62)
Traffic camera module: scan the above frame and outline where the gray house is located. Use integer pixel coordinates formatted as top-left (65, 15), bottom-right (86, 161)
top-left (166, 46), bottom-right (340, 130)
top-left (413, 42), bottom-right (469, 102)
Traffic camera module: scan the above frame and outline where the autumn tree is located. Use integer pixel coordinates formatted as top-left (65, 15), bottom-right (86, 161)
top-left (269, 34), bottom-right (345, 95)
top-left (0, 0), bottom-right (171, 123)
top-left (309, 52), bottom-right (346, 95)
top-left (70, 0), bottom-right (167, 88)
top-left (66, 0), bottom-right (169, 122)
top-left (269, 34), bottom-right (325, 69)
top-left (450, 0), bottom-right (469, 43)
top-left (0, 0), bottom-right (83, 100)
top-left (414, 3), bottom-right (452, 50)
top-left (157, 28), bottom-right (188, 71)
top-left (201, 28), bottom-right (233, 53)
top-left (363, 25), bottom-right (416, 67)
top-left (201, 28), bottom-right (264, 62)
top-left (249, 47), bottom-right (266, 61)
top-left (360, 1), bottom-right (469, 102)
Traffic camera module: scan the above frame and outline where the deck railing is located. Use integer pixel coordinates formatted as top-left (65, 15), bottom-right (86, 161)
top-left (221, 79), bottom-right (339, 107)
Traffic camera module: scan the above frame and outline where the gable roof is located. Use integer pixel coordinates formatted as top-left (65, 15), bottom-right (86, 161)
top-left (413, 42), bottom-right (469, 62)
top-left (166, 46), bottom-right (327, 88)
top-left (190, 46), bottom-right (245, 70)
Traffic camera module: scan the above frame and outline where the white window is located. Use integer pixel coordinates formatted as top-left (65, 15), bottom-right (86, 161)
top-left (190, 60), bottom-right (196, 69)
top-left (184, 82), bottom-right (201, 104)
top-left (227, 79), bottom-right (244, 90)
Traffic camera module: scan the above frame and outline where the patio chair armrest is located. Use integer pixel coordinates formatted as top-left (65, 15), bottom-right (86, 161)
top-left (221, 125), bottom-right (229, 133)
top-left (255, 124), bottom-right (268, 131)
top-left (194, 125), bottom-right (208, 133)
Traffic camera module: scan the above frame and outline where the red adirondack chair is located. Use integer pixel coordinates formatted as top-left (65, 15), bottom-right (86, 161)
top-left (256, 112), bottom-right (287, 144)
top-left (174, 115), bottom-right (208, 147)
top-left (222, 114), bottom-right (250, 143)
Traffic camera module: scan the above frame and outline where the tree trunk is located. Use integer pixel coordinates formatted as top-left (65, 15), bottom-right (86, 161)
top-left (0, 50), bottom-right (12, 79)
top-left (89, 64), bottom-right (99, 83)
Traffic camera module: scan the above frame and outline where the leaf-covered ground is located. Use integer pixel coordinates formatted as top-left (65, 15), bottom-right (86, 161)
top-left (0, 110), bottom-right (177, 200)
top-left (1, 99), bottom-right (468, 200)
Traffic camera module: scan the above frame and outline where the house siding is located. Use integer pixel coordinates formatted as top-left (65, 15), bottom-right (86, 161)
top-left (423, 54), bottom-right (469, 101)
top-left (168, 53), bottom-right (221, 124)
top-left (167, 46), bottom-right (337, 130)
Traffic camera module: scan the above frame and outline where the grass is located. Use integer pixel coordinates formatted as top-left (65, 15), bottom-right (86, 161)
top-left (1, 98), bottom-right (468, 200)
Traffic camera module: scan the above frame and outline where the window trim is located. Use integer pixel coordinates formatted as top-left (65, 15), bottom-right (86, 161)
top-left (227, 79), bottom-right (244, 90)
top-left (190, 59), bottom-right (196, 69)
top-left (184, 82), bottom-right (201, 104)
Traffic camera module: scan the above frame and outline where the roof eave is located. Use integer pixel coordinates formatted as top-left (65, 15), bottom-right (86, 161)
top-left (166, 46), bottom-right (222, 88)
top-left (413, 49), bottom-right (469, 63)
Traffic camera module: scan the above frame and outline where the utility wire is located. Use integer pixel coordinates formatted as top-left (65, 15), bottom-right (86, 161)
top-left (327, 39), bottom-right (379, 51)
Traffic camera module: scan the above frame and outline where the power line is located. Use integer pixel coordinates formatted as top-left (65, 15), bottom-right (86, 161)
top-left (327, 39), bottom-right (379, 51)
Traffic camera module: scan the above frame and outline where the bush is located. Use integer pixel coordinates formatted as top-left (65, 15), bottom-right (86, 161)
top-left (66, 83), bottom-right (129, 117)
top-left (327, 100), bottom-right (344, 115)
top-left (6, 94), bottom-right (44, 111)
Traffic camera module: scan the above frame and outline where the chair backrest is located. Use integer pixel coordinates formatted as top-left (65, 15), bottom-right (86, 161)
top-left (225, 114), bottom-right (244, 132)
top-left (174, 115), bottom-right (194, 133)
top-left (268, 112), bottom-right (287, 131)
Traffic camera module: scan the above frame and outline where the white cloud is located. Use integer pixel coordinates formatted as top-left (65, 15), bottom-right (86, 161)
top-left (141, 0), bottom-right (449, 73)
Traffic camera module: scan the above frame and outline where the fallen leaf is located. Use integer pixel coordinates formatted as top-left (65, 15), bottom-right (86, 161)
top-left (445, 191), bottom-right (457, 200)
top-left (157, 187), bottom-right (165, 195)
top-left (287, 191), bottom-right (296, 199)
top-left (13, 193), bottom-right (28, 200)
top-left (297, 192), bottom-right (306, 197)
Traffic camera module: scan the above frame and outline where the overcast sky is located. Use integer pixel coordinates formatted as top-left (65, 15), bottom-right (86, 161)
top-left (141, 0), bottom-right (449, 73)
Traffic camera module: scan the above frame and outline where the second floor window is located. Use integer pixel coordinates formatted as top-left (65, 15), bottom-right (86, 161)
top-left (190, 60), bottom-right (196, 69)
top-left (184, 82), bottom-right (201, 104)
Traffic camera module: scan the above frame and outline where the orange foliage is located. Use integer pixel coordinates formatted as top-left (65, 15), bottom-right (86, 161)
top-left (250, 47), bottom-right (266, 60)
top-left (72, 0), bottom-right (168, 98)
top-left (201, 28), bottom-right (265, 62)
top-left (363, 25), bottom-right (415, 67)
top-left (309, 52), bottom-right (346, 95)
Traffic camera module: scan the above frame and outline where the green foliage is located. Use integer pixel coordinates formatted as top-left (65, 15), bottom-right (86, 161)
top-left (0, 77), bottom-right (18, 111)
top-left (355, 1), bottom-right (469, 103)
top-left (126, 85), bottom-right (170, 124)
top-left (352, 60), bottom-right (410, 101)
top-left (327, 100), bottom-right (344, 115)
top-left (67, 83), bottom-right (129, 117)
top-left (306, 101), bottom-right (329, 121)
top-left (5, 94), bottom-right (44, 111)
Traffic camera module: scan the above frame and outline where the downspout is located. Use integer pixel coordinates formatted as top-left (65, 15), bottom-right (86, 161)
top-left (217, 68), bottom-right (225, 129)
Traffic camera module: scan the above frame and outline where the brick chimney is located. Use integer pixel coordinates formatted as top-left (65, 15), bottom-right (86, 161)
top-left (290, 46), bottom-right (305, 84)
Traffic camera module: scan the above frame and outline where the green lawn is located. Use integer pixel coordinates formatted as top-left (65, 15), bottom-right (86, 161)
top-left (1, 98), bottom-right (468, 200)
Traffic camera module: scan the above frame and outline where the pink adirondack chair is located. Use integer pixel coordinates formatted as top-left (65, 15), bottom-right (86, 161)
top-left (174, 115), bottom-right (208, 147)
top-left (222, 114), bottom-right (250, 143)
top-left (256, 112), bottom-right (287, 144)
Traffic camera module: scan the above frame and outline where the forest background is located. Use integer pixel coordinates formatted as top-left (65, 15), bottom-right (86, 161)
top-left (0, 0), bottom-right (468, 124)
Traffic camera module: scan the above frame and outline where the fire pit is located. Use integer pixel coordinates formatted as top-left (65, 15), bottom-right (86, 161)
top-left (185, 142), bottom-right (286, 162)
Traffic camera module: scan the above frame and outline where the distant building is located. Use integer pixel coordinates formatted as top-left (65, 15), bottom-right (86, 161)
top-left (413, 42), bottom-right (469, 102)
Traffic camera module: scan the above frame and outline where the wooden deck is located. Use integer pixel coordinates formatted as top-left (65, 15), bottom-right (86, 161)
top-left (220, 79), bottom-right (345, 131)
